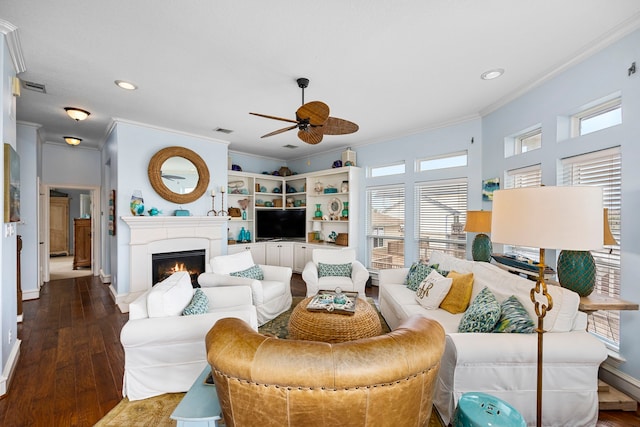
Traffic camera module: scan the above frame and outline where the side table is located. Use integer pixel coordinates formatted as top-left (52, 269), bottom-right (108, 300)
top-left (171, 366), bottom-right (222, 427)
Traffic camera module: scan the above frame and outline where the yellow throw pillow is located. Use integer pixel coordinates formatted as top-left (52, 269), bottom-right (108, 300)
top-left (439, 271), bottom-right (474, 314)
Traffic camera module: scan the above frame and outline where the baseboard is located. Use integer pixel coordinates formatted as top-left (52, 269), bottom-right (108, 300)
top-left (22, 289), bottom-right (40, 300)
top-left (0, 339), bottom-right (21, 397)
top-left (100, 269), bottom-right (112, 284)
top-left (600, 362), bottom-right (640, 402)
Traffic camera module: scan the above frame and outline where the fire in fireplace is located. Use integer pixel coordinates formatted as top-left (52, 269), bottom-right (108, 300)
top-left (152, 249), bottom-right (206, 288)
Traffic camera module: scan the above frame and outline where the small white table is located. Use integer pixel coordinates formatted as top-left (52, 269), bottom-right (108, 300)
top-left (170, 366), bottom-right (222, 427)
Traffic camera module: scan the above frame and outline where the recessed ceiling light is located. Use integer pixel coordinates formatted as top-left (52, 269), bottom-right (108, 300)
top-left (64, 136), bottom-right (82, 146)
top-left (64, 107), bottom-right (91, 121)
top-left (481, 68), bottom-right (504, 80)
top-left (115, 80), bottom-right (138, 90)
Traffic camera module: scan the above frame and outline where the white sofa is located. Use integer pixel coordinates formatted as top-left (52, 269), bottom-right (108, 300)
top-left (120, 271), bottom-right (258, 401)
top-left (198, 250), bottom-right (292, 326)
top-left (302, 248), bottom-right (369, 297)
top-left (379, 251), bottom-right (608, 427)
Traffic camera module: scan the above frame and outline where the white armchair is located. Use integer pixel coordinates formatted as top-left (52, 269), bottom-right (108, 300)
top-left (197, 250), bottom-right (292, 326)
top-left (120, 271), bottom-right (257, 401)
top-left (302, 248), bottom-right (370, 297)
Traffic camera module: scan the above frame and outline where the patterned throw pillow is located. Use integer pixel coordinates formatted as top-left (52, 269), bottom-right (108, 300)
top-left (318, 262), bottom-right (352, 277)
top-left (230, 264), bottom-right (264, 280)
top-left (458, 287), bottom-right (501, 333)
top-left (415, 270), bottom-right (454, 310)
top-left (404, 261), bottom-right (447, 291)
top-left (439, 271), bottom-right (474, 314)
top-left (493, 295), bottom-right (535, 333)
top-left (182, 289), bottom-right (209, 316)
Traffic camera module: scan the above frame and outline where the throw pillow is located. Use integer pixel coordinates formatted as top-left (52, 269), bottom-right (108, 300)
top-left (493, 295), bottom-right (535, 333)
top-left (404, 261), bottom-right (445, 291)
top-left (182, 289), bottom-right (209, 316)
top-left (415, 270), bottom-right (454, 309)
top-left (230, 264), bottom-right (264, 280)
top-left (439, 271), bottom-right (474, 314)
top-left (318, 262), bottom-right (352, 277)
top-left (458, 287), bottom-right (501, 333)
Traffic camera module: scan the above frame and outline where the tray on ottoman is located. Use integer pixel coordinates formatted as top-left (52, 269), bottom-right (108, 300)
top-left (306, 290), bottom-right (358, 315)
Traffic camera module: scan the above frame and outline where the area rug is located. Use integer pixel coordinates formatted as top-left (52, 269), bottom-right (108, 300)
top-left (96, 297), bottom-right (444, 427)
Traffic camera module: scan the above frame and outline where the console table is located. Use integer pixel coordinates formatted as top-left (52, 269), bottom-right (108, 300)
top-left (578, 293), bottom-right (638, 314)
top-left (171, 366), bottom-right (222, 427)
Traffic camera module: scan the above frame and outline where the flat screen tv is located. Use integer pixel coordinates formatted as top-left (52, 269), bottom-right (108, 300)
top-left (256, 209), bottom-right (306, 240)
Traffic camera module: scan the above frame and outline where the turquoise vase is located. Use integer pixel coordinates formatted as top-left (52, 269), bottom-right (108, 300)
top-left (342, 201), bottom-right (349, 218)
top-left (557, 250), bottom-right (596, 296)
top-left (314, 204), bottom-right (323, 218)
top-left (471, 233), bottom-right (492, 262)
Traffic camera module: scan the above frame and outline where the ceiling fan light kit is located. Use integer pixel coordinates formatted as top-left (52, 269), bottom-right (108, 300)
top-left (250, 77), bottom-right (358, 145)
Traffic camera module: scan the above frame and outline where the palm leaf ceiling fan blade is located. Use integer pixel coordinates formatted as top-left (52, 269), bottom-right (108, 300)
top-left (249, 78), bottom-right (358, 144)
top-left (322, 117), bottom-right (359, 135)
top-left (261, 125), bottom-right (298, 138)
top-left (298, 127), bottom-right (324, 145)
top-left (249, 112), bottom-right (299, 124)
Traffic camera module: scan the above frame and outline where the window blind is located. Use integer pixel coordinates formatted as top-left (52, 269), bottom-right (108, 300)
top-left (415, 178), bottom-right (467, 260)
top-left (560, 147), bottom-right (621, 347)
top-left (366, 185), bottom-right (405, 270)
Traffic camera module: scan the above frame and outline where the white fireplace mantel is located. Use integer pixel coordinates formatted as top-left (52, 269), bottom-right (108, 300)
top-left (121, 216), bottom-right (229, 311)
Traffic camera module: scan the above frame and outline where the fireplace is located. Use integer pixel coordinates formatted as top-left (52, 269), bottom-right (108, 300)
top-left (152, 249), bottom-right (206, 288)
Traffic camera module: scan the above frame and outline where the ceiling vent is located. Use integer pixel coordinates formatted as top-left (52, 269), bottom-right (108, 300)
top-left (283, 144), bottom-right (298, 149)
top-left (22, 80), bottom-right (46, 93)
top-left (214, 127), bottom-right (233, 134)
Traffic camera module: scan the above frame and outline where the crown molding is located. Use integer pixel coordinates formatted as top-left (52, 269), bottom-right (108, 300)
top-left (0, 19), bottom-right (26, 74)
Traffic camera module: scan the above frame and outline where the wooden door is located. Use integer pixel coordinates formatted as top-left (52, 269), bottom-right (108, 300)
top-left (50, 197), bottom-right (69, 255)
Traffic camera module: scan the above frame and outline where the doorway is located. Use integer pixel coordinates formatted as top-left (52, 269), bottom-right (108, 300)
top-left (40, 184), bottom-right (101, 284)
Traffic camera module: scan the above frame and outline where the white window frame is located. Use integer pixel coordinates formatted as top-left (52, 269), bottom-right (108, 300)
top-left (504, 125), bottom-right (541, 158)
top-left (414, 178), bottom-right (468, 260)
top-left (368, 162), bottom-right (406, 178)
top-left (571, 98), bottom-right (622, 137)
top-left (417, 151), bottom-right (468, 172)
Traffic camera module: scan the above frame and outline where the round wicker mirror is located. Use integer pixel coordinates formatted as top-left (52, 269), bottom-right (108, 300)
top-left (148, 146), bottom-right (210, 204)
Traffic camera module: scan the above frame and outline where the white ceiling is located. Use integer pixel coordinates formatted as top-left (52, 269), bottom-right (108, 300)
top-left (3, 1), bottom-right (640, 160)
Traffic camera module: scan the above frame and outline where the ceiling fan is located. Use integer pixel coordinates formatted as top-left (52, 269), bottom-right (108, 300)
top-left (250, 78), bottom-right (359, 145)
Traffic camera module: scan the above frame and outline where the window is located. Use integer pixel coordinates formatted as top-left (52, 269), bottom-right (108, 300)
top-left (504, 126), bottom-right (541, 157)
top-left (418, 151), bottom-right (467, 172)
top-left (503, 165), bottom-right (542, 261)
top-left (415, 178), bottom-right (467, 260)
top-left (369, 162), bottom-right (405, 178)
top-left (366, 185), bottom-right (405, 269)
top-left (573, 99), bottom-right (622, 136)
top-left (560, 147), bottom-right (621, 347)
top-left (516, 129), bottom-right (542, 154)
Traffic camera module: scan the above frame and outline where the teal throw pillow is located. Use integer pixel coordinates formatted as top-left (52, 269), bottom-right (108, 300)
top-left (493, 295), bottom-right (535, 333)
top-left (318, 262), bottom-right (352, 278)
top-left (230, 264), bottom-right (264, 280)
top-left (458, 287), bottom-right (501, 333)
top-left (404, 261), bottom-right (448, 291)
top-left (182, 289), bottom-right (209, 316)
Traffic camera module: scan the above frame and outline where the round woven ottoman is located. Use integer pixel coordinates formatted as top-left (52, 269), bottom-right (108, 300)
top-left (288, 297), bottom-right (383, 343)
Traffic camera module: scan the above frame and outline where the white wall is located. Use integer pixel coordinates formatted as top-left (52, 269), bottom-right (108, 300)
top-left (41, 143), bottom-right (102, 186)
top-left (228, 150), bottom-right (286, 175)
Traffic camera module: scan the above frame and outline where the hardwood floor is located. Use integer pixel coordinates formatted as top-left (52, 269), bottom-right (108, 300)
top-left (0, 274), bottom-right (638, 426)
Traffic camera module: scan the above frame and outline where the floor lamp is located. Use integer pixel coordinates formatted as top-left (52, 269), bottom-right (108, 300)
top-left (491, 186), bottom-right (602, 427)
top-left (464, 210), bottom-right (492, 262)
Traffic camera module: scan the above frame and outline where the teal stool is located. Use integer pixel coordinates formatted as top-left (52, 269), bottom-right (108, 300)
top-left (453, 392), bottom-right (526, 427)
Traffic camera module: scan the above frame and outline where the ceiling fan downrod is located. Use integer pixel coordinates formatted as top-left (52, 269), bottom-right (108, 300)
top-left (297, 77), bottom-right (309, 105)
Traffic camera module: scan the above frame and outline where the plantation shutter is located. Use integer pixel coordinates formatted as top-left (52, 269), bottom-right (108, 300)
top-left (560, 147), bottom-right (621, 347)
top-left (415, 178), bottom-right (467, 260)
top-left (366, 185), bottom-right (405, 270)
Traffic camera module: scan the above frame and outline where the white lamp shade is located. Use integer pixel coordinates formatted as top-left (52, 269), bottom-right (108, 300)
top-left (312, 221), bottom-right (322, 232)
top-left (491, 186), bottom-right (603, 250)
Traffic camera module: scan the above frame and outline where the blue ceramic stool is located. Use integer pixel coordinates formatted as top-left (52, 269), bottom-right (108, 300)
top-left (453, 392), bottom-right (526, 427)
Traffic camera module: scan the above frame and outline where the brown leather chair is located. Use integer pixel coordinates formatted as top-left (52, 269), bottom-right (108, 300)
top-left (206, 315), bottom-right (445, 427)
